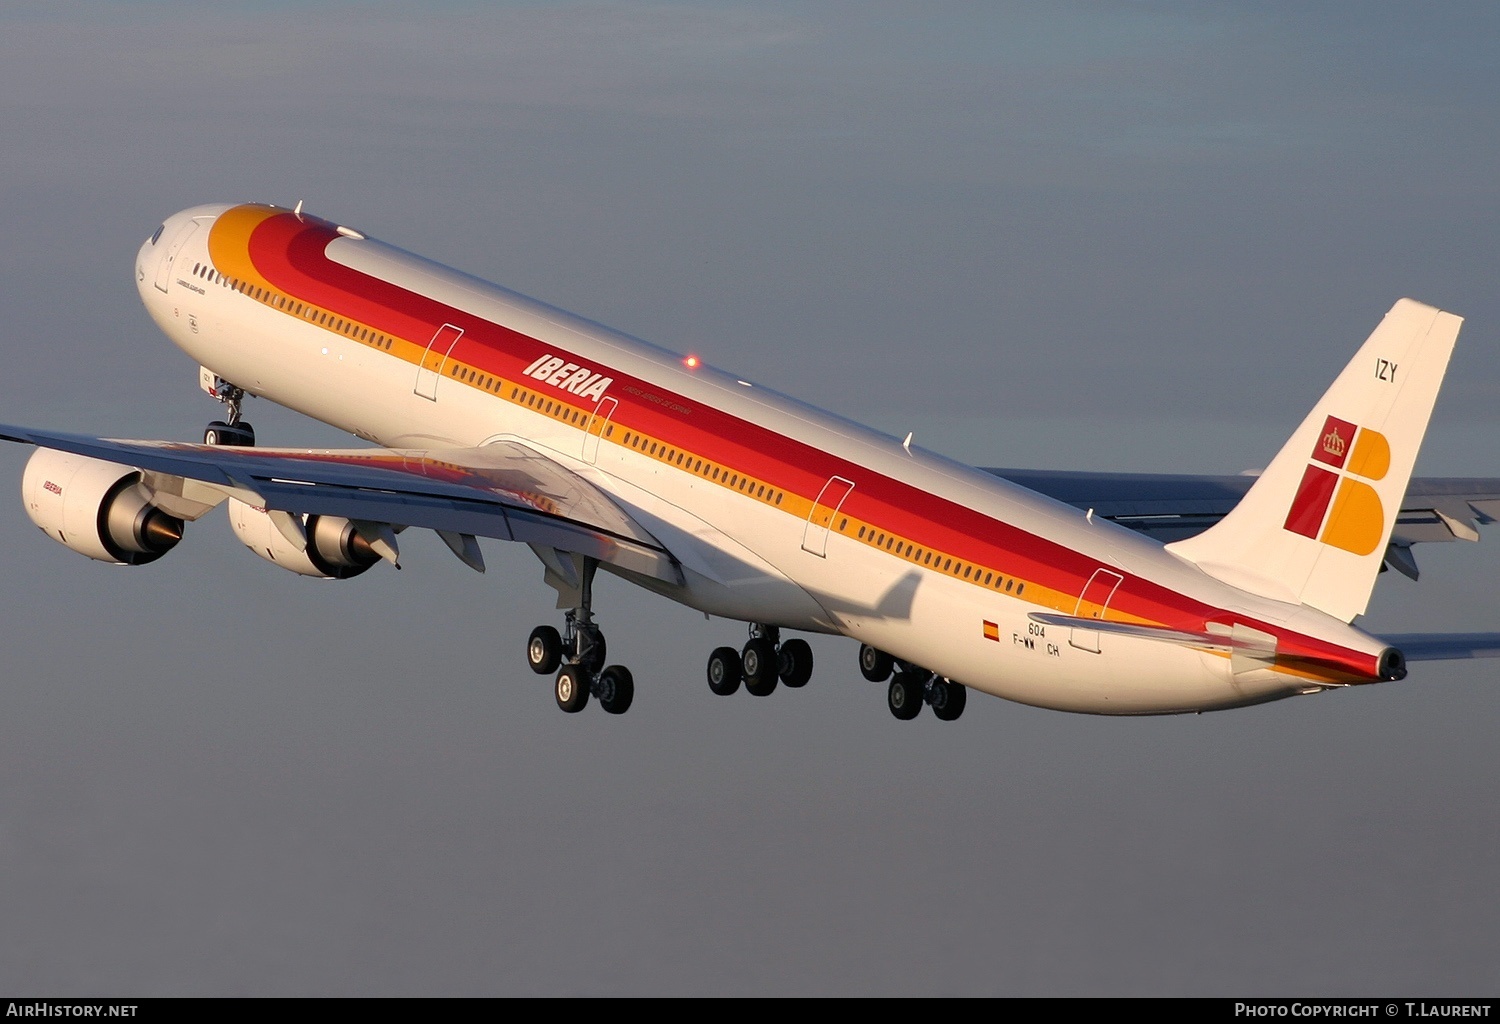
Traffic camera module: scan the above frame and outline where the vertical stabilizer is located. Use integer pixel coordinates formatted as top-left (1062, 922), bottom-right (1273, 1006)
top-left (1166, 299), bottom-right (1462, 621)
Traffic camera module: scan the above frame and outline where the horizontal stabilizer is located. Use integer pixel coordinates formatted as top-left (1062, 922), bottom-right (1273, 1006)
top-left (1027, 613), bottom-right (1273, 653)
top-left (1382, 633), bottom-right (1500, 662)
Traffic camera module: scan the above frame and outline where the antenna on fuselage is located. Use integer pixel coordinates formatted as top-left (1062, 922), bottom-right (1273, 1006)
top-left (902, 431), bottom-right (913, 455)
top-left (293, 199), bottom-right (305, 220)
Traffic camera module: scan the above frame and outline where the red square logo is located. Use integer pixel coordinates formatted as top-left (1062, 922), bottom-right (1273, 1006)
top-left (1311, 415), bottom-right (1356, 469)
top-left (1284, 463), bottom-right (1339, 538)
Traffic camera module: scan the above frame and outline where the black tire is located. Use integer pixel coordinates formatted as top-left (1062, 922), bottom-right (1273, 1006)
top-left (707, 646), bottom-right (742, 696)
top-left (778, 638), bottom-right (813, 688)
top-left (206, 421), bottom-right (254, 447)
top-left (575, 629), bottom-right (607, 674)
top-left (888, 671), bottom-right (925, 721)
top-left (598, 665), bottom-right (634, 715)
top-left (859, 644), bottom-right (893, 682)
top-left (555, 665), bottom-right (590, 713)
top-left (742, 637), bottom-right (779, 697)
top-left (932, 679), bottom-right (967, 722)
top-left (527, 625), bottom-right (562, 675)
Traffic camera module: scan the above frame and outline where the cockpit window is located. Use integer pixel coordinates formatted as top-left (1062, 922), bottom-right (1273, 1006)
top-left (149, 224), bottom-right (165, 245)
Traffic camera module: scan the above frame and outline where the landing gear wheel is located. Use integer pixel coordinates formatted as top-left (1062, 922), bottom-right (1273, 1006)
top-left (707, 646), bottom-right (742, 696)
top-left (555, 665), bottom-right (590, 713)
top-left (859, 644), bottom-right (893, 682)
top-left (742, 637), bottom-right (779, 696)
top-left (888, 671), bottom-right (925, 720)
top-left (204, 421), bottom-right (255, 446)
top-left (575, 630), bottom-right (607, 674)
top-left (931, 679), bottom-right (967, 721)
top-left (778, 638), bottom-right (813, 688)
top-left (597, 665), bottom-right (634, 715)
top-left (527, 625), bottom-right (563, 675)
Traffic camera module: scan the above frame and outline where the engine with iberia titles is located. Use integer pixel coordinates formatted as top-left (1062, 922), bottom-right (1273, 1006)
top-left (23, 449), bottom-right (184, 565)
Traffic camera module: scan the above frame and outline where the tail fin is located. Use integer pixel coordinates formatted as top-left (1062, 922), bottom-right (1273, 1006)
top-left (1166, 299), bottom-right (1463, 621)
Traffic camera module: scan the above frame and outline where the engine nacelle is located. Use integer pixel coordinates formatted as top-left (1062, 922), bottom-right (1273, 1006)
top-left (22, 448), bottom-right (184, 565)
top-left (227, 498), bottom-right (379, 579)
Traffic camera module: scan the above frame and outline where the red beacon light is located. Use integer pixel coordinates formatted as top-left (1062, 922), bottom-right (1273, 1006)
top-left (684, 355), bottom-right (700, 369)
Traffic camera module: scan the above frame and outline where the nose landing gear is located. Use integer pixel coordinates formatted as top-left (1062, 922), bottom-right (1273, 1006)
top-left (202, 376), bottom-right (254, 446)
top-left (204, 420), bottom-right (255, 447)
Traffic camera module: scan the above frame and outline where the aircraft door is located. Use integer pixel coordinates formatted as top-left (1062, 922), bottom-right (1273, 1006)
top-left (801, 475), bottom-right (855, 557)
top-left (1069, 568), bottom-right (1124, 653)
top-left (582, 395), bottom-right (617, 464)
top-left (414, 323), bottom-right (464, 400)
top-left (153, 219), bottom-right (202, 293)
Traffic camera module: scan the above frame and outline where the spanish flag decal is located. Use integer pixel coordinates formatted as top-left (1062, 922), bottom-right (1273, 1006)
top-left (983, 620), bottom-right (1000, 642)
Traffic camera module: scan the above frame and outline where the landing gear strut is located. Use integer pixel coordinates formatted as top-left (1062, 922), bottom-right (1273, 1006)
top-left (525, 553), bottom-right (635, 715)
top-left (705, 624), bottom-right (814, 698)
top-left (204, 377), bottom-right (254, 447)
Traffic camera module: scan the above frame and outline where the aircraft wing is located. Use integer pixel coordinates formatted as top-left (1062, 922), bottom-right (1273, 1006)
top-left (0, 425), bottom-right (682, 584)
top-left (987, 467), bottom-right (1500, 580)
top-left (1378, 634), bottom-right (1500, 661)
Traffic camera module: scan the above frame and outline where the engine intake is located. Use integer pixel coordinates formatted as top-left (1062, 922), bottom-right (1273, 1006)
top-left (22, 448), bottom-right (184, 565)
top-left (227, 498), bottom-right (380, 579)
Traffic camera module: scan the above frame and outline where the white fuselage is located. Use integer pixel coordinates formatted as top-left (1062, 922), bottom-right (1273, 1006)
top-left (133, 203), bottom-right (1389, 714)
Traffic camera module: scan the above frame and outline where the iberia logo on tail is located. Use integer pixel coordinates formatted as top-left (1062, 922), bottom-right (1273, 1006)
top-left (1282, 415), bottom-right (1389, 555)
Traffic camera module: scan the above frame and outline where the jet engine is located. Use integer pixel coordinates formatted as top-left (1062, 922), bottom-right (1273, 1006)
top-left (226, 498), bottom-right (380, 579)
top-left (22, 448), bottom-right (184, 565)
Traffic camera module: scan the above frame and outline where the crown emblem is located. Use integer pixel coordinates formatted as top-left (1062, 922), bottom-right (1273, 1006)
top-left (1322, 428), bottom-right (1346, 458)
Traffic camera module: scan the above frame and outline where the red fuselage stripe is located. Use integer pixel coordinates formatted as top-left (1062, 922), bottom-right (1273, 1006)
top-left (231, 208), bottom-right (1376, 679)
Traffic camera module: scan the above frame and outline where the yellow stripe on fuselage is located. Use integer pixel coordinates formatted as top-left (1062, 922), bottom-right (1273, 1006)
top-left (202, 209), bottom-right (1146, 633)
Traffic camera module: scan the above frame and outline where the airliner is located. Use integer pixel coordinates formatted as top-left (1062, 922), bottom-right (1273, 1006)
top-left (6, 201), bottom-right (1499, 720)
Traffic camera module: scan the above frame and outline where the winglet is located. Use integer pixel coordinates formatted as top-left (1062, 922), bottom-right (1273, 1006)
top-left (1166, 299), bottom-right (1463, 621)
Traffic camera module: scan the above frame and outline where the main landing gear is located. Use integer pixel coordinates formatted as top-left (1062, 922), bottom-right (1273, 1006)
top-left (705, 623), bottom-right (813, 698)
top-left (857, 643), bottom-right (967, 722)
top-left (525, 554), bottom-right (635, 715)
top-left (203, 378), bottom-right (255, 447)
